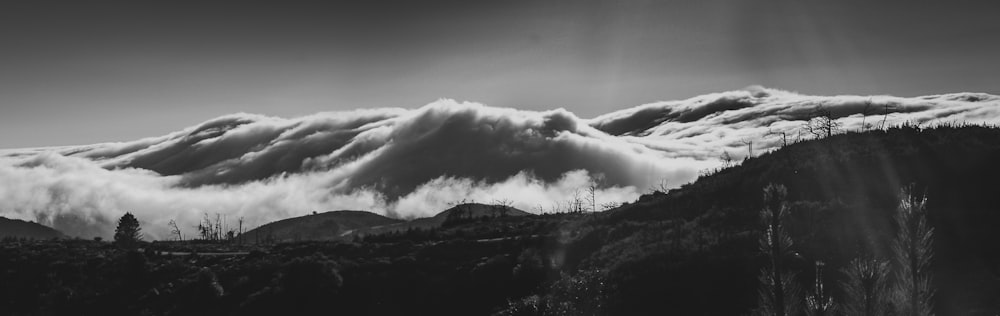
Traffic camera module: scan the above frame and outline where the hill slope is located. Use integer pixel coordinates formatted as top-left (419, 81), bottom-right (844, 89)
top-left (244, 210), bottom-right (402, 242)
top-left (350, 203), bottom-right (531, 236)
top-left (0, 217), bottom-right (65, 240)
top-left (571, 125), bottom-right (1000, 315)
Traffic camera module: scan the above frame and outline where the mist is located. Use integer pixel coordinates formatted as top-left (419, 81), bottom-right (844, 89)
top-left (2, 87), bottom-right (998, 239)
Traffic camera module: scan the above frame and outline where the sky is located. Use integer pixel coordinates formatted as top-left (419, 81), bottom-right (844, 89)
top-left (1, 0), bottom-right (999, 148)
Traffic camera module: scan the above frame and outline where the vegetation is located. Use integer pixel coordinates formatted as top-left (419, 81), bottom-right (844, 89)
top-left (3, 124), bottom-right (1000, 315)
top-left (114, 212), bottom-right (143, 250)
top-left (755, 184), bottom-right (801, 316)
top-left (891, 187), bottom-right (935, 316)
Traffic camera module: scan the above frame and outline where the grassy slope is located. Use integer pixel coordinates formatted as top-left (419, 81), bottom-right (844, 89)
top-left (576, 125), bottom-right (1000, 315)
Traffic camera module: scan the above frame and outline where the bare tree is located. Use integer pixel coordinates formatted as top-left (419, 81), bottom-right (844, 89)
top-left (570, 189), bottom-right (585, 213)
top-left (197, 212), bottom-right (213, 241)
top-left (878, 102), bottom-right (899, 130)
top-left (804, 109), bottom-right (842, 139)
top-left (767, 128), bottom-right (789, 148)
top-left (168, 219), bottom-right (183, 241)
top-left (492, 198), bottom-right (513, 217)
top-left (648, 178), bottom-right (670, 194)
top-left (860, 99), bottom-right (874, 131)
top-left (215, 213), bottom-right (223, 241)
top-left (742, 138), bottom-right (754, 159)
top-left (237, 216), bottom-right (245, 244)
top-left (586, 183), bottom-right (598, 212)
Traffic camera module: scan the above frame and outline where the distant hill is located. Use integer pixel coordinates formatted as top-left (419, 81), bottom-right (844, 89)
top-left (243, 211), bottom-right (401, 242)
top-left (0, 217), bottom-right (65, 240)
top-left (351, 203), bottom-right (530, 236)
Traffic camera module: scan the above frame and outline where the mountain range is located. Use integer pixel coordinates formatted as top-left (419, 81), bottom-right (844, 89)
top-left (4, 123), bottom-right (1000, 314)
top-left (1, 87), bottom-right (998, 239)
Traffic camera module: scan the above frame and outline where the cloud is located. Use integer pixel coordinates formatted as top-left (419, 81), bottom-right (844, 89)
top-left (392, 170), bottom-right (641, 219)
top-left (592, 87), bottom-right (1000, 160)
top-left (1, 88), bottom-right (998, 238)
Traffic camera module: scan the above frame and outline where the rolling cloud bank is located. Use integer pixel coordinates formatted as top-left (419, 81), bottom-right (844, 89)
top-left (2, 87), bottom-right (998, 239)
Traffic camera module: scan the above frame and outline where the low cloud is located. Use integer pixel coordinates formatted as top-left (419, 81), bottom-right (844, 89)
top-left (1, 88), bottom-right (998, 238)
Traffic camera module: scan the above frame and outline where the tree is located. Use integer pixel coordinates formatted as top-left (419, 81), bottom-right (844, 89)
top-left (804, 109), bottom-right (842, 139)
top-left (114, 212), bottom-right (142, 249)
top-left (860, 99), bottom-right (874, 131)
top-left (805, 261), bottom-right (835, 316)
top-left (840, 257), bottom-right (890, 316)
top-left (721, 150), bottom-right (735, 168)
top-left (742, 138), bottom-right (754, 159)
top-left (891, 187), bottom-right (935, 316)
top-left (586, 184), bottom-right (598, 213)
top-left (755, 184), bottom-right (802, 316)
top-left (168, 219), bottom-right (183, 241)
top-left (879, 103), bottom-right (897, 130)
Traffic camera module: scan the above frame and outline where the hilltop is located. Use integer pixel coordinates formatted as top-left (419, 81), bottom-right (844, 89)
top-left (0, 217), bottom-right (64, 240)
top-left (245, 203), bottom-right (531, 242)
top-left (243, 210), bottom-right (402, 242)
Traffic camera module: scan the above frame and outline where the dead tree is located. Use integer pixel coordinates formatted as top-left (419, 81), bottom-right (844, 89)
top-left (586, 183), bottom-right (597, 212)
top-left (879, 102), bottom-right (897, 130)
top-left (570, 189), bottom-right (585, 213)
top-left (237, 216), bottom-right (245, 244)
top-left (492, 198), bottom-right (513, 217)
top-left (721, 151), bottom-right (735, 168)
top-left (804, 109), bottom-right (842, 139)
top-left (860, 99), bottom-right (874, 131)
top-left (742, 138), bottom-right (754, 159)
top-left (168, 219), bottom-right (183, 241)
top-left (648, 178), bottom-right (670, 194)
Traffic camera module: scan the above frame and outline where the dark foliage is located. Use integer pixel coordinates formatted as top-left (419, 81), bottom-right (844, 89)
top-left (5, 125), bottom-right (1000, 315)
top-left (114, 212), bottom-right (143, 250)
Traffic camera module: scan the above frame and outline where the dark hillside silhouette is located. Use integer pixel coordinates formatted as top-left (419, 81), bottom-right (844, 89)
top-left (5, 125), bottom-right (1000, 315)
top-left (357, 203), bottom-right (531, 236)
top-left (586, 125), bottom-right (1000, 315)
top-left (0, 217), bottom-right (65, 240)
top-left (244, 210), bottom-right (402, 242)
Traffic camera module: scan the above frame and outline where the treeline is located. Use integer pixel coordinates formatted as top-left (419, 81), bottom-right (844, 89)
top-left (754, 184), bottom-right (935, 316)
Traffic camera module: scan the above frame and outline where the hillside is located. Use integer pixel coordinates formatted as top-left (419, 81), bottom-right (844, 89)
top-left (346, 203), bottom-right (531, 237)
top-left (0, 217), bottom-right (65, 240)
top-left (243, 210), bottom-right (401, 242)
top-left (6, 126), bottom-right (1000, 315)
top-left (570, 125), bottom-right (1000, 315)
top-left (4, 89), bottom-right (999, 239)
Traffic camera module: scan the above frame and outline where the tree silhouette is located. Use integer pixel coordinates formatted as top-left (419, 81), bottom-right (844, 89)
top-left (755, 184), bottom-right (802, 316)
top-left (805, 261), bottom-right (835, 316)
top-left (891, 187), bottom-right (935, 316)
top-left (840, 257), bottom-right (890, 316)
top-left (113, 212), bottom-right (142, 249)
top-left (804, 109), bottom-right (842, 139)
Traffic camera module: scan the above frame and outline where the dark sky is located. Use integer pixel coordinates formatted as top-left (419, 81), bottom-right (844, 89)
top-left (2, 0), bottom-right (998, 148)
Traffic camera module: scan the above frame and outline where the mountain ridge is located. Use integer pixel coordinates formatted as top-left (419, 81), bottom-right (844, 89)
top-left (2, 88), bottom-right (999, 239)
top-left (0, 217), bottom-right (65, 240)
